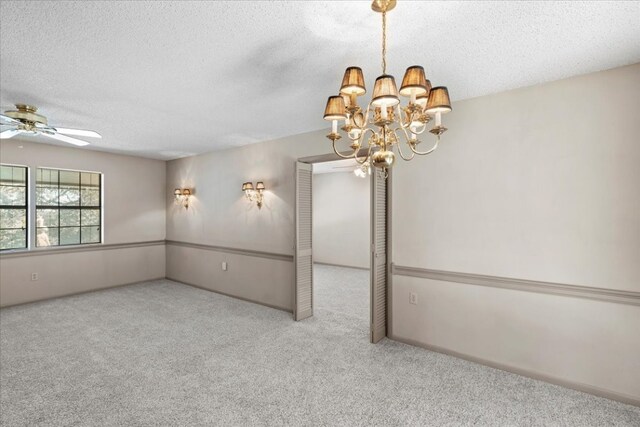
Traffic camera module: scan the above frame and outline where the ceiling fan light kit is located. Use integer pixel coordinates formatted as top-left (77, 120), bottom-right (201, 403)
top-left (323, 0), bottom-right (452, 175)
top-left (0, 104), bottom-right (101, 146)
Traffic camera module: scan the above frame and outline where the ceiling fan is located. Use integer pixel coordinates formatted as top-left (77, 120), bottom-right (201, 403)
top-left (0, 104), bottom-right (101, 146)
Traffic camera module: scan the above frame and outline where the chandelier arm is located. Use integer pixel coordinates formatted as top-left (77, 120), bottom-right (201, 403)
top-left (360, 103), bottom-right (373, 130)
top-left (410, 123), bottom-right (428, 135)
top-left (346, 109), bottom-right (371, 145)
top-left (361, 127), bottom-right (378, 149)
top-left (396, 105), bottom-right (411, 129)
top-left (392, 121), bottom-right (415, 144)
top-left (409, 136), bottom-right (440, 156)
top-left (331, 139), bottom-right (360, 159)
top-left (396, 139), bottom-right (415, 161)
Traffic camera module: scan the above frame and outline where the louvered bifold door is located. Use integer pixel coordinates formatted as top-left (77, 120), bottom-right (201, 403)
top-left (370, 169), bottom-right (387, 343)
top-left (295, 162), bottom-right (313, 321)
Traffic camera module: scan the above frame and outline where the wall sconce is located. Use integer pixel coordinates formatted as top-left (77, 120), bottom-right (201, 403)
top-left (242, 181), bottom-right (265, 209)
top-left (174, 188), bottom-right (192, 209)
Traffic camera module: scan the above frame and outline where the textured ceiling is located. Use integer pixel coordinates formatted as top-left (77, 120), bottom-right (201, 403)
top-left (1, 1), bottom-right (639, 160)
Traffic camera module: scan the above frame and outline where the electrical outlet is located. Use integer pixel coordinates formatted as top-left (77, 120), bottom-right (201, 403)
top-left (222, 262), bottom-right (228, 271)
top-left (31, 273), bottom-right (39, 281)
top-left (409, 292), bottom-right (418, 305)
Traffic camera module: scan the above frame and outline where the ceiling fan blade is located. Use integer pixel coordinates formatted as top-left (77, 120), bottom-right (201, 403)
top-left (0, 114), bottom-right (19, 124)
top-left (0, 129), bottom-right (21, 139)
top-left (41, 132), bottom-right (90, 146)
top-left (53, 127), bottom-right (101, 138)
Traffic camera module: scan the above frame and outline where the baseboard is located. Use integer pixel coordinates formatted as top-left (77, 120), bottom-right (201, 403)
top-left (0, 276), bottom-right (166, 309)
top-left (314, 261), bottom-right (369, 271)
top-left (166, 276), bottom-right (293, 314)
top-left (388, 334), bottom-right (640, 408)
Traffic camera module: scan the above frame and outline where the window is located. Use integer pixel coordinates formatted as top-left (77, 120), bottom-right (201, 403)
top-left (0, 165), bottom-right (28, 250)
top-left (36, 168), bottom-right (101, 247)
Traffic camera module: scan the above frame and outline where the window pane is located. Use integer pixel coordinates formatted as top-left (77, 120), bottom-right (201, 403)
top-left (0, 229), bottom-right (26, 250)
top-left (80, 172), bottom-right (90, 186)
top-left (60, 227), bottom-right (80, 245)
top-left (0, 165), bottom-right (26, 186)
top-left (59, 170), bottom-right (79, 187)
top-left (0, 186), bottom-right (26, 206)
top-left (37, 168), bottom-right (58, 186)
top-left (0, 208), bottom-right (26, 229)
top-left (37, 227), bottom-right (58, 247)
top-left (81, 226), bottom-right (100, 244)
top-left (60, 209), bottom-right (80, 227)
top-left (81, 188), bottom-right (100, 206)
top-left (0, 166), bottom-right (12, 183)
top-left (81, 209), bottom-right (100, 226)
top-left (36, 186), bottom-right (59, 206)
top-left (37, 209), bottom-right (59, 227)
top-left (59, 188), bottom-right (80, 206)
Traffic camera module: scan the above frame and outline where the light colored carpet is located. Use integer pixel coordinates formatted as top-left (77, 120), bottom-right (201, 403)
top-left (0, 265), bottom-right (638, 426)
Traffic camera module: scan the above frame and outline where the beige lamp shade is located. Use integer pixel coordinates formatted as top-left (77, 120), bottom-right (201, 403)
top-left (399, 66), bottom-right (429, 97)
top-left (415, 80), bottom-right (433, 108)
top-left (242, 182), bottom-right (254, 191)
top-left (323, 96), bottom-right (347, 120)
top-left (174, 188), bottom-right (182, 196)
top-left (256, 182), bottom-right (265, 191)
top-left (182, 189), bottom-right (191, 196)
top-left (371, 74), bottom-right (400, 107)
top-left (339, 67), bottom-right (366, 96)
top-left (425, 86), bottom-right (452, 113)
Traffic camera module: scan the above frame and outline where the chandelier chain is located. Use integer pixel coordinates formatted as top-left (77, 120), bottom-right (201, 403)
top-left (382, 10), bottom-right (387, 74)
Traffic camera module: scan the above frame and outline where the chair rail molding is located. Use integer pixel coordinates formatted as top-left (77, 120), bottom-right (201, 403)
top-left (391, 264), bottom-right (640, 306)
top-left (165, 240), bottom-right (293, 262)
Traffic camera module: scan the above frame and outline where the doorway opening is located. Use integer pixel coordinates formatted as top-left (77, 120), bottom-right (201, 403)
top-left (313, 159), bottom-right (371, 339)
top-left (294, 154), bottom-right (389, 343)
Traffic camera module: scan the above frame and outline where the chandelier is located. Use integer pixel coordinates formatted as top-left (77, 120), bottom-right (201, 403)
top-left (323, 0), bottom-right (452, 173)
top-left (354, 162), bottom-right (371, 178)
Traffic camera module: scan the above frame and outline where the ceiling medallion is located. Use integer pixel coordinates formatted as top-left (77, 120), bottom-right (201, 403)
top-left (323, 0), bottom-right (452, 174)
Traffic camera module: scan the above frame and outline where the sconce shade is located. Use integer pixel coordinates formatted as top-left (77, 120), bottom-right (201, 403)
top-left (174, 188), bottom-right (182, 196)
top-left (399, 66), bottom-right (429, 97)
top-left (242, 182), bottom-right (254, 191)
top-left (425, 86), bottom-right (452, 114)
top-left (339, 67), bottom-right (366, 96)
top-left (182, 189), bottom-right (191, 196)
top-left (371, 74), bottom-right (400, 107)
top-left (256, 182), bottom-right (265, 191)
top-left (323, 96), bottom-right (347, 121)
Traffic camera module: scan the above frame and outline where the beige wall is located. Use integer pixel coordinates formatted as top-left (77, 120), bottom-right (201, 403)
top-left (313, 171), bottom-right (369, 269)
top-left (390, 64), bottom-right (640, 401)
top-left (0, 139), bottom-right (166, 306)
top-left (166, 243), bottom-right (293, 311)
top-left (165, 130), bottom-right (332, 310)
top-left (2, 65), bottom-right (638, 402)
